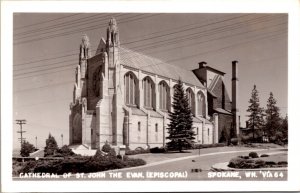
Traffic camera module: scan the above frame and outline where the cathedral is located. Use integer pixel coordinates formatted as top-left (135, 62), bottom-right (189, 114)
top-left (69, 18), bottom-right (240, 150)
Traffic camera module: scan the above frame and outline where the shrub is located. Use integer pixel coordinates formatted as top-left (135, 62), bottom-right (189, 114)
top-left (33, 160), bottom-right (62, 174)
top-left (102, 141), bottom-right (112, 153)
top-left (44, 134), bottom-right (59, 157)
top-left (278, 161), bottom-right (288, 165)
top-left (125, 147), bottom-right (150, 155)
top-left (20, 141), bottom-right (36, 157)
top-left (230, 138), bottom-right (239, 145)
top-left (228, 157), bottom-right (245, 168)
top-left (57, 145), bottom-right (75, 157)
top-left (193, 143), bottom-right (226, 149)
top-left (228, 157), bottom-right (266, 169)
top-left (249, 152), bottom-right (259, 158)
top-left (94, 148), bottom-right (106, 159)
top-left (238, 155), bottom-right (250, 159)
top-left (265, 161), bottom-right (276, 166)
top-left (260, 154), bottom-right (269, 157)
top-left (254, 159), bottom-right (265, 167)
top-left (107, 148), bottom-right (117, 157)
top-left (150, 147), bottom-right (166, 153)
top-left (19, 160), bottom-right (37, 173)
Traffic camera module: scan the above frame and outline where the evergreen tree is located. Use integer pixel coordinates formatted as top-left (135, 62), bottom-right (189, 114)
top-left (44, 133), bottom-right (59, 157)
top-left (265, 92), bottom-right (281, 140)
top-left (166, 79), bottom-right (195, 152)
top-left (279, 115), bottom-right (288, 143)
top-left (246, 85), bottom-right (265, 142)
top-left (20, 141), bottom-right (35, 157)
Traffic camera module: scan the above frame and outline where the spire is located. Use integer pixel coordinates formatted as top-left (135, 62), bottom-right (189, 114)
top-left (80, 34), bottom-right (91, 59)
top-left (107, 18), bottom-right (120, 47)
top-left (108, 18), bottom-right (117, 31)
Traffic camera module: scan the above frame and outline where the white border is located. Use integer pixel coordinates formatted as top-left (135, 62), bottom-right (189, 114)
top-left (2, 0), bottom-right (300, 192)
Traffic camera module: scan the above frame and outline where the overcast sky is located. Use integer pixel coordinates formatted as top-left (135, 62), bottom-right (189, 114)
top-left (13, 13), bottom-right (287, 149)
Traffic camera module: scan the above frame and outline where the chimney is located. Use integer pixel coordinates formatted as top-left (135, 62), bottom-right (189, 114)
top-left (232, 60), bottom-right (239, 137)
top-left (198, 61), bottom-right (207, 68)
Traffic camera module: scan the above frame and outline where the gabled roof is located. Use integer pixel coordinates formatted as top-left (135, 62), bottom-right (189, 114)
top-left (119, 47), bottom-right (204, 88)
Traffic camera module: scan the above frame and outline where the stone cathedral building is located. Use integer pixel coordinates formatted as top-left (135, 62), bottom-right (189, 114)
top-left (69, 18), bottom-right (239, 150)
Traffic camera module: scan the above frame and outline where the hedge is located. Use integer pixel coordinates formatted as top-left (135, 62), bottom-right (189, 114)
top-left (228, 157), bottom-right (265, 169)
top-left (193, 143), bottom-right (226, 149)
top-left (18, 150), bottom-right (146, 175)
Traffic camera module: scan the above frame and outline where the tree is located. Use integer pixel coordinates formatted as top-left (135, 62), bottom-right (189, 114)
top-left (57, 145), bottom-right (75, 157)
top-left (280, 115), bottom-right (288, 143)
top-left (44, 133), bottom-right (59, 157)
top-left (246, 85), bottom-right (265, 142)
top-left (20, 141), bottom-right (35, 157)
top-left (264, 92), bottom-right (281, 140)
top-left (166, 79), bottom-right (195, 152)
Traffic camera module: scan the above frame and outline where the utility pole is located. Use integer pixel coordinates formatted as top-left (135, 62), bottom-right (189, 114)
top-left (16, 119), bottom-right (26, 149)
top-left (35, 136), bottom-right (37, 149)
top-left (61, 134), bottom-right (63, 147)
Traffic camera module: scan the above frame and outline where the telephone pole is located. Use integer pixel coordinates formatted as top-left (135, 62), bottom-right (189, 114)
top-left (61, 134), bottom-right (63, 147)
top-left (16, 119), bottom-right (26, 149)
top-left (35, 136), bottom-right (38, 149)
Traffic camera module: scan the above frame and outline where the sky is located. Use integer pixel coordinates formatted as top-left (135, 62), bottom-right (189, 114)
top-left (13, 13), bottom-right (287, 149)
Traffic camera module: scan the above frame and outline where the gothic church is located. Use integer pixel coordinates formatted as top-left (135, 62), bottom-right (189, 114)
top-left (69, 18), bottom-right (240, 149)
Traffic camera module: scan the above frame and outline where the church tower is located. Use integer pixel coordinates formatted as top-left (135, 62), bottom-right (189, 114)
top-left (79, 34), bottom-right (90, 97)
top-left (106, 18), bottom-right (120, 68)
top-left (105, 18), bottom-right (122, 145)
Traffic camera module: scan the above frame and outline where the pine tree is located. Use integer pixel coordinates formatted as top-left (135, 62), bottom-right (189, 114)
top-left (20, 140), bottom-right (35, 157)
top-left (265, 92), bottom-right (281, 140)
top-left (44, 133), bottom-right (58, 157)
top-left (166, 79), bottom-right (195, 152)
top-left (280, 115), bottom-right (288, 142)
top-left (246, 85), bottom-right (265, 142)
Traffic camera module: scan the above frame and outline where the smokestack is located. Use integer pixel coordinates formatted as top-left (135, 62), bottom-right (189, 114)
top-left (198, 61), bottom-right (207, 68)
top-left (232, 60), bottom-right (239, 137)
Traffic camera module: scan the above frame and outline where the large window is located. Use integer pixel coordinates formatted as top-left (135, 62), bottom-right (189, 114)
top-left (186, 88), bottom-right (195, 112)
top-left (124, 72), bottom-right (137, 105)
top-left (197, 91), bottom-right (206, 117)
top-left (143, 76), bottom-right (155, 108)
top-left (159, 81), bottom-right (169, 111)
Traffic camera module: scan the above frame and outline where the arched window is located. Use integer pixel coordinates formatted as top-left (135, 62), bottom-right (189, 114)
top-left (197, 91), bottom-right (206, 117)
top-left (159, 81), bottom-right (170, 111)
top-left (143, 76), bottom-right (155, 109)
top-left (186, 88), bottom-right (195, 112)
top-left (124, 72), bottom-right (138, 106)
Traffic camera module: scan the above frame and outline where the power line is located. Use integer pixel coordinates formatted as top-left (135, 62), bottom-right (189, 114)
top-left (13, 14), bottom-right (283, 68)
top-left (13, 22), bottom-right (286, 77)
top-left (14, 14), bottom-right (161, 45)
top-left (14, 13), bottom-right (81, 30)
top-left (128, 15), bottom-right (283, 51)
top-left (14, 14), bottom-right (243, 63)
top-left (14, 13), bottom-right (126, 38)
top-left (13, 14), bottom-right (284, 72)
